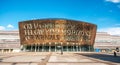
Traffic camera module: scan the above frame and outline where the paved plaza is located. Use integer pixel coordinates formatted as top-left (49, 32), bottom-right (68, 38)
top-left (0, 52), bottom-right (120, 65)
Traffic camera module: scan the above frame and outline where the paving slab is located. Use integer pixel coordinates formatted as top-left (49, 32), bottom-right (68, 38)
top-left (0, 52), bottom-right (120, 65)
top-left (47, 63), bottom-right (108, 65)
top-left (2, 55), bottom-right (46, 62)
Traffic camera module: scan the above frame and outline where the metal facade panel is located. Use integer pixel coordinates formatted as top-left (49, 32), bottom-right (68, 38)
top-left (19, 19), bottom-right (97, 46)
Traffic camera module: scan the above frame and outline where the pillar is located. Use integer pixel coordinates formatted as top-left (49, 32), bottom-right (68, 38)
top-left (49, 42), bottom-right (51, 52)
top-left (79, 45), bottom-right (81, 52)
top-left (61, 42), bottom-right (63, 54)
top-left (42, 43), bottom-right (44, 52)
top-left (9, 49), bottom-right (11, 53)
top-left (76, 43), bottom-right (78, 52)
top-left (67, 42), bottom-right (69, 52)
top-left (77, 45), bottom-right (79, 52)
top-left (37, 44), bottom-right (39, 52)
top-left (55, 42), bottom-right (57, 52)
top-left (73, 43), bottom-right (74, 52)
top-left (24, 45), bottom-right (26, 52)
top-left (1, 49), bottom-right (3, 53)
top-left (31, 44), bottom-right (32, 52)
top-left (89, 45), bottom-right (90, 52)
top-left (38, 44), bottom-right (40, 52)
top-left (35, 44), bottom-right (37, 52)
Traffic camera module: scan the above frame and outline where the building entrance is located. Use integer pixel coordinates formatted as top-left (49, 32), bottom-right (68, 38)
top-left (22, 42), bottom-right (94, 52)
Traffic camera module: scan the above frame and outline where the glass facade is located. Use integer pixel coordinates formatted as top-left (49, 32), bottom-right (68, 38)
top-left (22, 43), bottom-right (94, 52)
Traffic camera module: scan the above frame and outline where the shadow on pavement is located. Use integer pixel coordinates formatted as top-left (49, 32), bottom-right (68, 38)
top-left (75, 53), bottom-right (120, 63)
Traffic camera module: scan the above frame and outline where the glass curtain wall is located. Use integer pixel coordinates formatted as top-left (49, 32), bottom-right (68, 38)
top-left (22, 42), bottom-right (94, 52)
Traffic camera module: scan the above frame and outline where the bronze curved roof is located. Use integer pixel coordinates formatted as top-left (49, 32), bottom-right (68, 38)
top-left (19, 18), bottom-right (97, 46)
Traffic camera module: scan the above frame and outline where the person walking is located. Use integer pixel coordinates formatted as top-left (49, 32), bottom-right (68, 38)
top-left (114, 51), bottom-right (117, 57)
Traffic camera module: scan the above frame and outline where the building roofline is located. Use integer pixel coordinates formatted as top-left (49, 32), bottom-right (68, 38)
top-left (19, 18), bottom-right (97, 26)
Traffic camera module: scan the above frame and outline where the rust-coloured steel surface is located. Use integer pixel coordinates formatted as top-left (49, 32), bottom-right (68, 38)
top-left (19, 19), bottom-right (97, 46)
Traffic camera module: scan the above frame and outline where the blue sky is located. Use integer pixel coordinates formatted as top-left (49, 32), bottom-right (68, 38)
top-left (0, 0), bottom-right (120, 35)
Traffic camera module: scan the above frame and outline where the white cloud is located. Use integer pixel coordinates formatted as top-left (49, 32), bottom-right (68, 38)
top-left (7, 24), bottom-right (14, 28)
top-left (0, 24), bottom-right (15, 30)
top-left (106, 0), bottom-right (120, 3)
top-left (98, 27), bottom-right (120, 36)
top-left (0, 26), bottom-right (5, 30)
